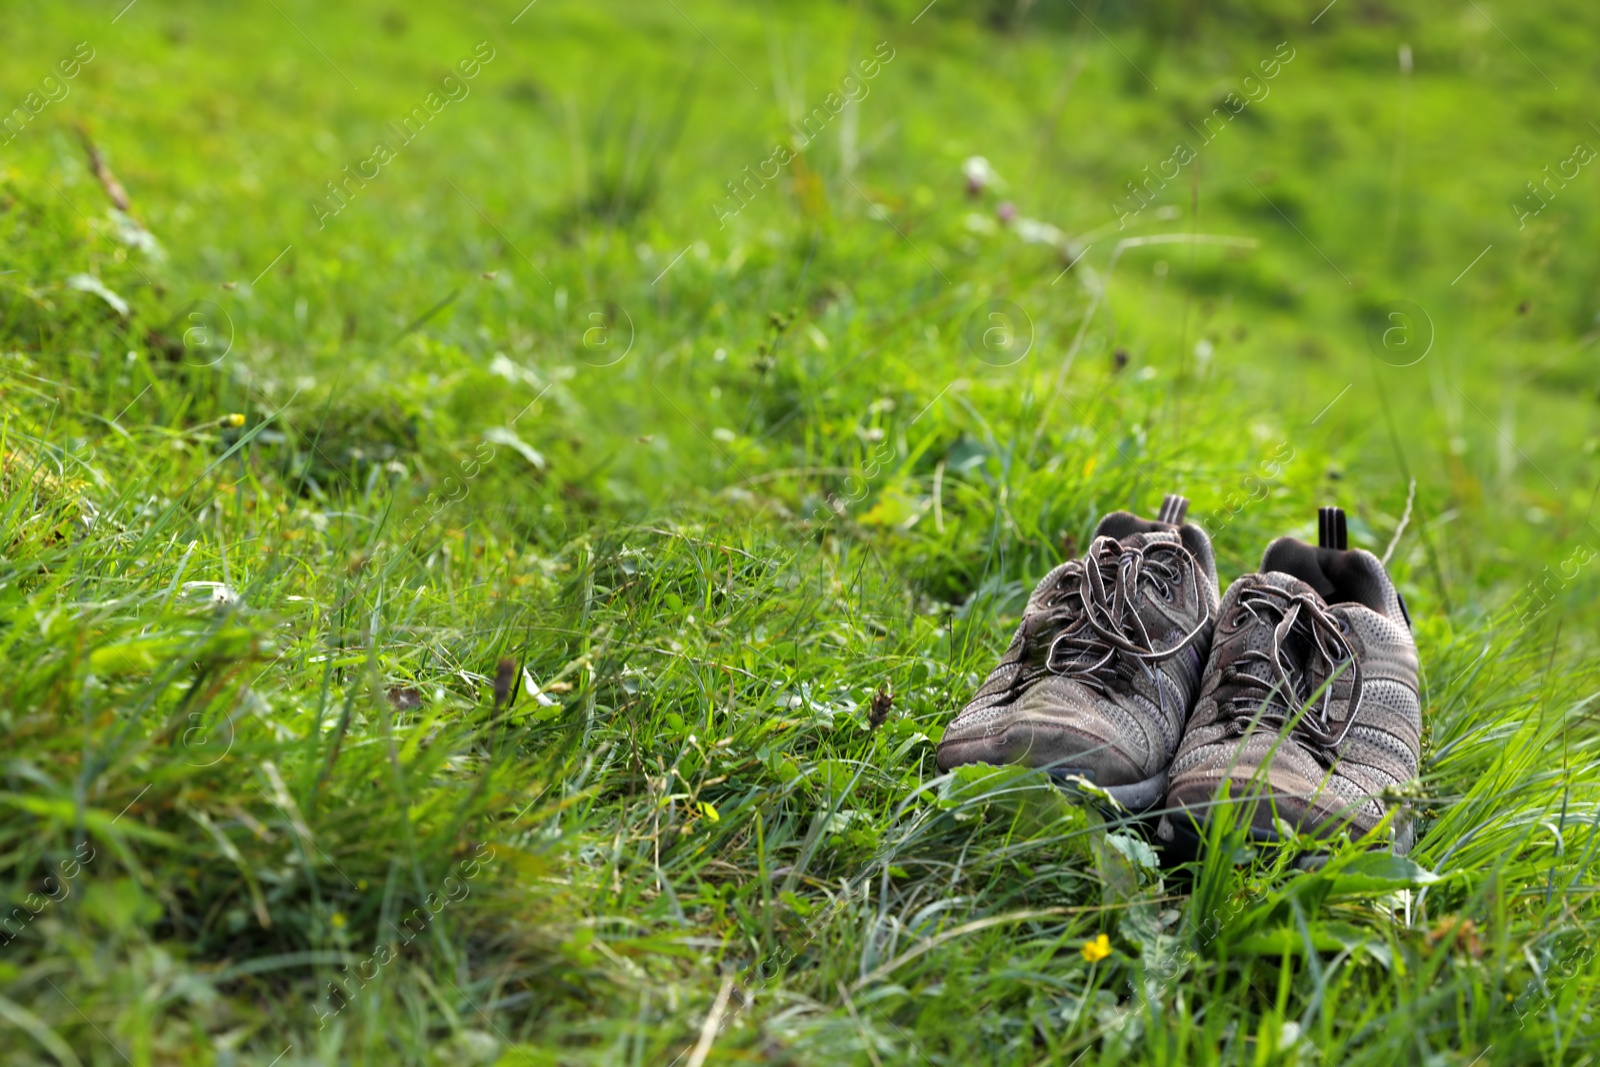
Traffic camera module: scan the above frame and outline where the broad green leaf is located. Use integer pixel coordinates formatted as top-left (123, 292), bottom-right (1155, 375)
top-left (1326, 853), bottom-right (1442, 895)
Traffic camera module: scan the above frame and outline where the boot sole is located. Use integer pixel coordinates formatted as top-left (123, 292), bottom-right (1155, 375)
top-left (1048, 765), bottom-right (1170, 815)
top-left (1153, 811), bottom-right (1320, 868)
top-left (1155, 808), bottom-right (1413, 867)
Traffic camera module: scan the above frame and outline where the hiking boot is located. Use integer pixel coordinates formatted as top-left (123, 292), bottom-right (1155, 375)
top-left (1160, 507), bottom-right (1422, 855)
top-left (936, 494), bottom-right (1220, 812)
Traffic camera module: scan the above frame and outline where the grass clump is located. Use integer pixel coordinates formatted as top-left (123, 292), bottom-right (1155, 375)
top-left (0, 0), bottom-right (1598, 1063)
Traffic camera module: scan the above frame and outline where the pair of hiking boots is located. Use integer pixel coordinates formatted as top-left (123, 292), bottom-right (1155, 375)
top-left (936, 495), bottom-right (1421, 855)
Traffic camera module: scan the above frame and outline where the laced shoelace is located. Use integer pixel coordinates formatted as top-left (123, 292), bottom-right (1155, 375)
top-left (1216, 584), bottom-right (1364, 766)
top-left (1040, 535), bottom-right (1211, 695)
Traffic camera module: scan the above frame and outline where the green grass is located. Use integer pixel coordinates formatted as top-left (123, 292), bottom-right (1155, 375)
top-left (1, 0), bottom-right (1599, 1063)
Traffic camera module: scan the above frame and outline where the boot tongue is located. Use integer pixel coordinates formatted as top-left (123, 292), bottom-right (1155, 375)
top-left (1244, 575), bottom-right (1357, 729)
top-left (1087, 532), bottom-right (1192, 646)
top-left (1271, 608), bottom-right (1316, 700)
top-left (1092, 495), bottom-right (1189, 542)
top-left (1223, 574), bottom-right (1310, 699)
top-left (1022, 535), bottom-right (1183, 653)
top-left (1114, 529), bottom-right (1180, 551)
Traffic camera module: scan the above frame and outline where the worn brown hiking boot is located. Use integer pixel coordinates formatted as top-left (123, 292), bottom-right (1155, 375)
top-left (1160, 507), bottom-right (1422, 855)
top-left (936, 494), bottom-right (1219, 812)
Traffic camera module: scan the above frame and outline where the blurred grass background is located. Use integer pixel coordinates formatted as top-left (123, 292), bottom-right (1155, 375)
top-left (0, 0), bottom-right (1597, 1063)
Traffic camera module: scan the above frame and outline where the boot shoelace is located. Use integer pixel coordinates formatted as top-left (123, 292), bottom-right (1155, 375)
top-left (1040, 535), bottom-right (1211, 697)
top-left (1218, 584), bottom-right (1364, 766)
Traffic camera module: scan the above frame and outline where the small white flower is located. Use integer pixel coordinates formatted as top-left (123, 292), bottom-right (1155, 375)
top-left (962, 156), bottom-right (1005, 193)
top-left (182, 582), bottom-right (240, 608)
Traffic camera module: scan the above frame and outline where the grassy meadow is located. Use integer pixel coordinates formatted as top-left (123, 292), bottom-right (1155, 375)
top-left (1, 0), bottom-right (1599, 1062)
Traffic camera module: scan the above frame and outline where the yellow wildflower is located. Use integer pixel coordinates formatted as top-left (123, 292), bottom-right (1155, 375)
top-left (1081, 933), bottom-right (1111, 963)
